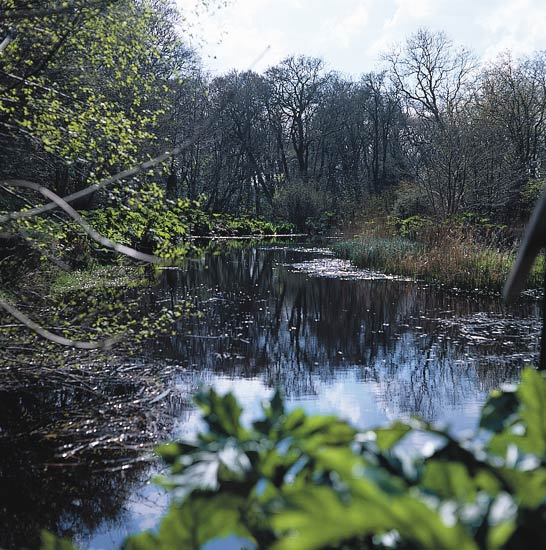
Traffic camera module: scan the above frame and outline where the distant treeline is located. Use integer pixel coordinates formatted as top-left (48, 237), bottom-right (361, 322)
top-left (1, 2), bottom-right (545, 230)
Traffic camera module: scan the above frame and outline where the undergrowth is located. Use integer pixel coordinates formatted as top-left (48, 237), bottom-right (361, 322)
top-left (334, 216), bottom-right (544, 292)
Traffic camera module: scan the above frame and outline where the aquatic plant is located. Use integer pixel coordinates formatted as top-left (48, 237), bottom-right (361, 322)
top-left (333, 233), bottom-right (544, 292)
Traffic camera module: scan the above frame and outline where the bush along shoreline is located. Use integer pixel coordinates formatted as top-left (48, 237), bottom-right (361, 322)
top-left (333, 215), bottom-right (545, 294)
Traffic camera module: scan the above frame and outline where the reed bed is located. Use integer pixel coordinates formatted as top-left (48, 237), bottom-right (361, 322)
top-left (333, 226), bottom-right (544, 292)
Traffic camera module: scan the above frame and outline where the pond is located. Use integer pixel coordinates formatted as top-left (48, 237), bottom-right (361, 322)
top-left (1, 242), bottom-right (542, 549)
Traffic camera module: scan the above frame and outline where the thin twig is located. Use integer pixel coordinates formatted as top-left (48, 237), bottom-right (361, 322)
top-left (0, 297), bottom-right (120, 349)
top-left (4, 179), bottom-right (162, 263)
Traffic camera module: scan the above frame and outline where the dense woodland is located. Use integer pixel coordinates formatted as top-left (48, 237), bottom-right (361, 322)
top-left (1, 0), bottom-right (546, 237)
top-left (2, 3), bottom-right (546, 550)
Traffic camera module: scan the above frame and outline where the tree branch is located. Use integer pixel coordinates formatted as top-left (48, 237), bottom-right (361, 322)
top-left (0, 297), bottom-right (120, 349)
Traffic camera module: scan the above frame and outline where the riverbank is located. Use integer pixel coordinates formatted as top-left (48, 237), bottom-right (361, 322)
top-left (332, 228), bottom-right (544, 293)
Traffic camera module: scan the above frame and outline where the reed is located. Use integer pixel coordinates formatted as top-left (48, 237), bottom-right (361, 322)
top-left (333, 228), bottom-right (544, 292)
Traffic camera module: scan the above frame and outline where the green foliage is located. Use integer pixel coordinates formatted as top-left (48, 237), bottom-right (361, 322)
top-left (214, 215), bottom-right (296, 237)
top-left (85, 183), bottom-right (296, 261)
top-left (454, 212), bottom-right (508, 238)
top-left (86, 183), bottom-right (199, 261)
top-left (520, 178), bottom-right (546, 212)
top-left (391, 182), bottom-right (432, 219)
top-left (387, 215), bottom-right (433, 238)
top-left (116, 367), bottom-right (546, 550)
top-left (41, 531), bottom-right (75, 550)
top-left (1, 1), bottom-right (179, 181)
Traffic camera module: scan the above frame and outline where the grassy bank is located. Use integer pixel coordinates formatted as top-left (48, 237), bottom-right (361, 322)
top-left (333, 223), bottom-right (545, 292)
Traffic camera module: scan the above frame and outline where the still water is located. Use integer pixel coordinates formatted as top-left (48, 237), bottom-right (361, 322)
top-left (3, 243), bottom-right (543, 549)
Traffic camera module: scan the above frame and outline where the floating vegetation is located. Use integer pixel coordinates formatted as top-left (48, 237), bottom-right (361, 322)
top-left (287, 257), bottom-right (414, 281)
top-left (284, 246), bottom-right (335, 255)
top-left (437, 311), bottom-right (540, 350)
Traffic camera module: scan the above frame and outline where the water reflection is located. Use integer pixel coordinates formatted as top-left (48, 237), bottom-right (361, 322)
top-left (2, 244), bottom-right (541, 549)
top-left (0, 363), bottom-right (186, 550)
top-left (159, 246), bottom-right (540, 426)
top-left (0, 387), bottom-right (154, 549)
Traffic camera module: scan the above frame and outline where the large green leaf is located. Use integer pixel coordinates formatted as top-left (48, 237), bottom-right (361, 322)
top-left (500, 468), bottom-right (546, 507)
top-left (480, 390), bottom-right (519, 433)
top-left (517, 368), bottom-right (546, 456)
top-left (271, 486), bottom-right (389, 550)
top-left (271, 484), bottom-right (477, 550)
top-left (373, 421), bottom-right (412, 451)
top-left (195, 390), bottom-right (247, 439)
top-left (123, 492), bottom-right (253, 550)
top-left (422, 461), bottom-right (478, 502)
top-left (292, 415), bottom-right (357, 450)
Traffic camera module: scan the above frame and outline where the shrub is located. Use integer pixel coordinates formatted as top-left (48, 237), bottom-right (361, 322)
top-left (273, 181), bottom-right (333, 232)
top-left (114, 366), bottom-right (546, 550)
top-left (520, 178), bottom-right (546, 214)
top-left (392, 181), bottom-right (432, 219)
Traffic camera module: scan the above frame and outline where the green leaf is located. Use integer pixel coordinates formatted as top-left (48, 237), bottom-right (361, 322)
top-left (517, 368), bottom-right (546, 456)
top-left (487, 520), bottom-right (517, 549)
top-left (373, 421), bottom-right (411, 451)
top-left (40, 532), bottom-right (75, 550)
top-left (272, 485), bottom-right (477, 550)
top-left (387, 496), bottom-right (477, 550)
top-left (195, 389), bottom-right (246, 439)
top-left (123, 492), bottom-right (253, 550)
top-left (480, 390), bottom-right (519, 433)
top-left (292, 415), bottom-right (356, 450)
top-left (271, 486), bottom-right (388, 550)
top-left (422, 461), bottom-right (477, 502)
top-left (500, 468), bottom-right (546, 507)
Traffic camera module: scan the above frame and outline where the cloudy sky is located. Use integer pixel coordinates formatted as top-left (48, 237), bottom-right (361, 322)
top-left (177, 0), bottom-right (546, 76)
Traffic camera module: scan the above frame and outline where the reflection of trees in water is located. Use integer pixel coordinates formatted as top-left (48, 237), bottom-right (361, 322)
top-left (0, 389), bottom-right (145, 549)
top-left (2, 245), bottom-right (536, 548)
top-left (157, 247), bottom-right (539, 420)
top-left (0, 449), bottom-right (151, 549)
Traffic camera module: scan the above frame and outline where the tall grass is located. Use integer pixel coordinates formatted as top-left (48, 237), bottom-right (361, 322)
top-left (333, 222), bottom-right (545, 292)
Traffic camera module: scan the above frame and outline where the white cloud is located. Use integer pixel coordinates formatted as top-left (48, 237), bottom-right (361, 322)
top-left (478, 0), bottom-right (546, 61)
top-left (327, 1), bottom-right (372, 49)
top-left (384, 0), bottom-right (435, 30)
top-left (176, 0), bottom-right (546, 76)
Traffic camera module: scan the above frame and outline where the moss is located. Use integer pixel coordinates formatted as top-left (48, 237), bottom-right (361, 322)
top-left (50, 265), bottom-right (147, 297)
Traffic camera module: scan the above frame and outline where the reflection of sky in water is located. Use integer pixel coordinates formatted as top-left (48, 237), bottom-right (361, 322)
top-left (82, 368), bottom-right (492, 549)
top-left (78, 244), bottom-right (541, 549)
top-left (181, 365), bottom-right (487, 438)
top-left (80, 481), bottom-right (168, 550)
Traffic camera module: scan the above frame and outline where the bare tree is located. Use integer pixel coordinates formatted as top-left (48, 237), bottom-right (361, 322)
top-left (266, 56), bottom-right (327, 181)
top-left (476, 52), bottom-right (546, 213)
top-left (385, 29), bottom-right (477, 216)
